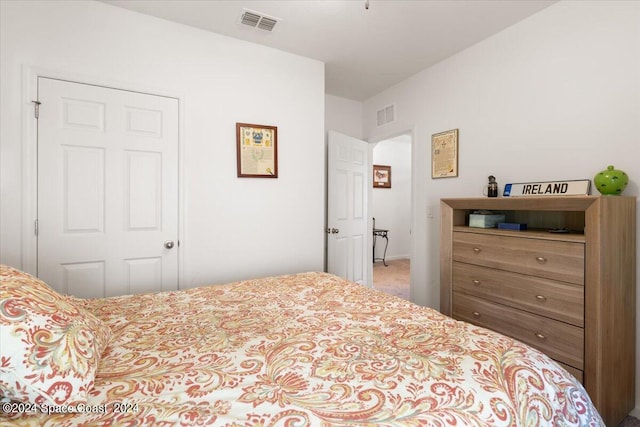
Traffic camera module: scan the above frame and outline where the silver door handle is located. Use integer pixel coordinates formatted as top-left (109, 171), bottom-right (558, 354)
top-left (164, 241), bottom-right (175, 249)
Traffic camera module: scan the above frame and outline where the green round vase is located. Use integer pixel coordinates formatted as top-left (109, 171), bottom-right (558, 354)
top-left (594, 165), bottom-right (628, 195)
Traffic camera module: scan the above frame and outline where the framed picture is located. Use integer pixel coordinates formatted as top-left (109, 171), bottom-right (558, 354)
top-left (236, 123), bottom-right (278, 178)
top-left (431, 128), bottom-right (458, 178)
top-left (373, 164), bottom-right (391, 188)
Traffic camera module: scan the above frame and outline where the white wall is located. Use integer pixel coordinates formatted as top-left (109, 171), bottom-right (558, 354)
top-left (362, 0), bottom-right (640, 416)
top-left (372, 137), bottom-right (411, 260)
top-left (325, 94), bottom-right (363, 139)
top-left (0, 0), bottom-right (325, 286)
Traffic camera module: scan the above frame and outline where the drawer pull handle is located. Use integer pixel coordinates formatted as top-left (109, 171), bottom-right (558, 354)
top-left (472, 279), bottom-right (481, 286)
top-left (534, 332), bottom-right (547, 341)
top-left (535, 256), bottom-right (547, 263)
top-left (472, 311), bottom-right (481, 318)
top-left (535, 295), bottom-right (547, 302)
top-left (472, 247), bottom-right (482, 254)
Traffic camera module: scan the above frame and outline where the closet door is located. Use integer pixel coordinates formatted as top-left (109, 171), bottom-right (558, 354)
top-left (37, 77), bottom-right (179, 298)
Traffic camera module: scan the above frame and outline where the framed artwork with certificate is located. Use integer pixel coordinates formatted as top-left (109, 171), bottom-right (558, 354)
top-left (236, 123), bottom-right (278, 178)
top-left (431, 128), bottom-right (458, 178)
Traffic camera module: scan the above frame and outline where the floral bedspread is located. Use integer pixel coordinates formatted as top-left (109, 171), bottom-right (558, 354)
top-left (3, 272), bottom-right (602, 426)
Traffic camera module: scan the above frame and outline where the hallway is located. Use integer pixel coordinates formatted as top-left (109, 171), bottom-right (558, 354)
top-left (372, 258), bottom-right (410, 300)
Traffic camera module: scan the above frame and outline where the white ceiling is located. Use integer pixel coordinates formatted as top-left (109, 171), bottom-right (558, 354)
top-left (102, 0), bottom-right (556, 101)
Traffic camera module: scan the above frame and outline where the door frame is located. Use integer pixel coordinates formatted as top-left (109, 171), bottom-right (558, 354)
top-left (367, 127), bottom-right (416, 301)
top-left (20, 65), bottom-right (186, 287)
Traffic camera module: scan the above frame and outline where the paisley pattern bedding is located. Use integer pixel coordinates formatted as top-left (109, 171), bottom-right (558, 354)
top-left (2, 272), bottom-right (603, 426)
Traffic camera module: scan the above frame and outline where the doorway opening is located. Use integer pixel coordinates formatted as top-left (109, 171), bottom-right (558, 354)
top-left (371, 133), bottom-right (412, 300)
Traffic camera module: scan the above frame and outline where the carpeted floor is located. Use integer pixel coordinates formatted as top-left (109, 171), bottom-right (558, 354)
top-left (373, 259), bottom-right (639, 427)
top-left (373, 258), bottom-right (410, 300)
top-left (619, 416), bottom-right (640, 427)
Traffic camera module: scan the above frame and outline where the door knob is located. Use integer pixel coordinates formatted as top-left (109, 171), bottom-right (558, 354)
top-left (164, 241), bottom-right (175, 249)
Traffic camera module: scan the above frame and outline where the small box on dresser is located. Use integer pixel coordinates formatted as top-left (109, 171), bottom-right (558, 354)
top-left (469, 213), bottom-right (505, 228)
top-left (439, 196), bottom-right (636, 427)
top-left (497, 222), bottom-right (527, 230)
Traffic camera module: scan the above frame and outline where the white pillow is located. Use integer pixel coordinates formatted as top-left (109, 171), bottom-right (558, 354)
top-left (0, 265), bottom-right (111, 405)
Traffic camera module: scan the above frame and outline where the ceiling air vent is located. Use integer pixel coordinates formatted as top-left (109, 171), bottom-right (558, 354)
top-left (376, 104), bottom-right (395, 126)
top-left (240, 9), bottom-right (279, 32)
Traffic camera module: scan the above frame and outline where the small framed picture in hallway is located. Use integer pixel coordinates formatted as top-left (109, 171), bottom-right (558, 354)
top-left (373, 164), bottom-right (391, 188)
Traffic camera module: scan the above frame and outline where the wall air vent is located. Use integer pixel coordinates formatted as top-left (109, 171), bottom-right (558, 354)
top-left (376, 104), bottom-right (395, 126)
top-left (240, 9), bottom-right (279, 32)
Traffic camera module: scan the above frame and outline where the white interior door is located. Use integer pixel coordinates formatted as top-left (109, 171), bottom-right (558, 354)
top-left (37, 77), bottom-right (179, 298)
top-left (327, 130), bottom-right (369, 285)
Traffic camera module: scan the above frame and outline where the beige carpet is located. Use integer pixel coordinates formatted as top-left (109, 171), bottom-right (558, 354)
top-left (373, 258), bottom-right (410, 300)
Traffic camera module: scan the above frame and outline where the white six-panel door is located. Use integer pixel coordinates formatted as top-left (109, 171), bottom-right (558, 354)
top-left (37, 77), bottom-right (179, 298)
top-left (327, 130), bottom-right (369, 285)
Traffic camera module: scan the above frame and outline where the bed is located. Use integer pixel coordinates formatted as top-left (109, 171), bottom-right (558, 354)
top-left (1, 265), bottom-right (603, 426)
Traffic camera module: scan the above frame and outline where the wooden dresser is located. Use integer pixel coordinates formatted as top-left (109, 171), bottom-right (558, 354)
top-left (439, 196), bottom-right (636, 427)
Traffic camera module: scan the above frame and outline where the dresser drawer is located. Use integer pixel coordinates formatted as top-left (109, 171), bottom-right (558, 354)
top-left (453, 262), bottom-right (584, 327)
top-left (452, 232), bottom-right (584, 285)
top-left (557, 361), bottom-right (583, 384)
top-left (453, 292), bottom-right (584, 370)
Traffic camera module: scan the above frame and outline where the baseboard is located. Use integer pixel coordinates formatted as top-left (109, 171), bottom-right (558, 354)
top-left (631, 405), bottom-right (640, 418)
top-left (383, 255), bottom-right (410, 261)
